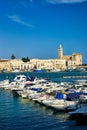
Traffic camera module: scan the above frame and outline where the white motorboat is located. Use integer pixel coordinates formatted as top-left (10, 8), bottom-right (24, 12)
top-left (79, 95), bottom-right (87, 103)
top-left (45, 99), bottom-right (78, 111)
top-left (50, 99), bottom-right (67, 110)
top-left (14, 75), bottom-right (26, 82)
top-left (36, 93), bottom-right (51, 103)
top-left (0, 79), bottom-right (9, 88)
top-left (69, 104), bottom-right (87, 118)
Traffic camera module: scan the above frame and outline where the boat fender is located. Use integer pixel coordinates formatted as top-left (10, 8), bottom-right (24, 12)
top-left (40, 93), bottom-right (44, 97)
top-left (46, 95), bottom-right (50, 99)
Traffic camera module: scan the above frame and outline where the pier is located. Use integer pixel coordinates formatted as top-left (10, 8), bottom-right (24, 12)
top-left (63, 76), bottom-right (87, 78)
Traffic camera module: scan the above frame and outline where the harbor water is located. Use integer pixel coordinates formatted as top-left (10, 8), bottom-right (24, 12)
top-left (0, 71), bottom-right (87, 130)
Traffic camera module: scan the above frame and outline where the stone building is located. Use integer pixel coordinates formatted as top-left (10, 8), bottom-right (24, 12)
top-left (30, 59), bottom-right (66, 71)
top-left (0, 59), bottom-right (10, 72)
top-left (9, 59), bottom-right (30, 71)
top-left (58, 44), bottom-right (82, 67)
top-left (0, 44), bottom-right (82, 72)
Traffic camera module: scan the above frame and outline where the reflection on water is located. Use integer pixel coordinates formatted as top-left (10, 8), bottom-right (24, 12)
top-left (10, 94), bottom-right (87, 129)
top-left (19, 97), bottom-right (69, 121)
top-left (0, 93), bottom-right (86, 130)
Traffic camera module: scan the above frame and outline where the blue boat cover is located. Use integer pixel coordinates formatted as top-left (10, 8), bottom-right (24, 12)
top-left (31, 88), bottom-right (42, 91)
top-left (31, 88), bottom-right (39, 91)
top-left (55, 93), bottom-right (64, 100)
top-left (67, 92), bottom-right (83, 100)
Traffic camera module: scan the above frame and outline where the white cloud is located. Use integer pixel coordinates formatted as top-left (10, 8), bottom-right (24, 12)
top-left (7, 15), bottom-right (35, 28)
top-left (19, 0), bottom-right (34, 7)
top-left (46, 0), bottom-right (87, 4)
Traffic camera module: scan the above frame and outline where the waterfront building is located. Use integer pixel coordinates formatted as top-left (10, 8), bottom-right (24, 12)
top-left (0, 59), bottom-right (10, 72)
top-left (58, 44), bottom-right (82, 67)
top-left (9, 59), bottom-right (30, 71)
top-left (0, 44), bottom-right (82, 72)
top-left (9, 59), bottom-right (23, 71)
top-left (30, 59), bottom-right (66, 71)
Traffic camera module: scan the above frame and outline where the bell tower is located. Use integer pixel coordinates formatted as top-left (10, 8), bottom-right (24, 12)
top-left (58, 44), bottom-right (63, 59)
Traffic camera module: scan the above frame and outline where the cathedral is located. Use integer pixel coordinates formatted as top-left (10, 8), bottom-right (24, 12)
top-left (58, 44), bottom-right (82, 66)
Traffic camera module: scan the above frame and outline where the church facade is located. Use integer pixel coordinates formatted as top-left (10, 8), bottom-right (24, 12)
top-left (58, 44), bottom-right (82, 67)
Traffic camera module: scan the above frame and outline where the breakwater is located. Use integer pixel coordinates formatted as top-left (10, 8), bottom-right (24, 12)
top-left (63, 76), bottom-right (87, 78)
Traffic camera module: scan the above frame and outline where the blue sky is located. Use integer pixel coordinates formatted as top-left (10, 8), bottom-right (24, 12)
top-left (0, 0), bottom-right (87, 63)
